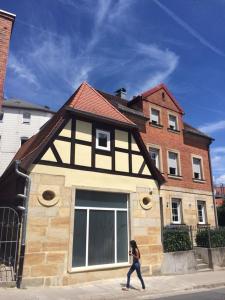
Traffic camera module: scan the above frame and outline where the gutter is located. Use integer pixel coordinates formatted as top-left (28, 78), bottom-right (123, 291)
top-left (208, 146), bottom-right (218, 227)
top-left (15, 160), bottom-right (31, 288)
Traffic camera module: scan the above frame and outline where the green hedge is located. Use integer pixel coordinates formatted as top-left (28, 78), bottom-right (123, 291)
top-left (196, 228), bottom-right (225, 248)
top-left (163, 227), bottom-right (192, 252)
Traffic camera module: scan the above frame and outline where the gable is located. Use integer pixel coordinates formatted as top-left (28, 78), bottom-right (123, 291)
top-left (145, 88), bottom-right (182, 114)
top-left (36, 116), bottom-right (155, 179)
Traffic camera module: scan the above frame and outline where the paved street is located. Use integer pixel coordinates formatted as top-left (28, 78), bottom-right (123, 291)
top-left (150, 287), bottom-right (225, 300)
top-left (1, 270), bottom-right (225, 300)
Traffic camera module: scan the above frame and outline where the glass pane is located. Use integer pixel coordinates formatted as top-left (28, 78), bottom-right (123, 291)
top-left (76, 190), bottom-right (127, 208)
top-left (117, 211), bottom-right (128, 262)
top-left (88, 210), bottom-right (114, 265)
top-left (98, 133), bottom-right (107, 147)
top-left (72, 210), bottom-right (87, 267)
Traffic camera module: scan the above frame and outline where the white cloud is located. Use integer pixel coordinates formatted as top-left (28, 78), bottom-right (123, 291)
top-left (199, 120), bottom-right (225, 134)
top-left (212, 147), bottom-right (225, 154)
top-left (8, 54), bottom-right (39, 88)
top-left (214, 174), bottom-right (225, 185)
top-left (153, 0), bottom-right (225, 57)
top-left (130, 43), bottom-right (179, 95)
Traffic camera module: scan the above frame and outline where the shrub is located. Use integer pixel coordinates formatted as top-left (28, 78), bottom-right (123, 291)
top-left (163, 226), bottom-right (192, 252)
top-left (217, 204), bottom-right (225, 227)
top-left (196, 228), bottom-right (225, 248)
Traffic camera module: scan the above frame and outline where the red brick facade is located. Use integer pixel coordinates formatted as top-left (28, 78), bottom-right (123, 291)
top-left (130, 85), bottom-right (213, 192)
top-left (0, 10), bottom-right (15, 109)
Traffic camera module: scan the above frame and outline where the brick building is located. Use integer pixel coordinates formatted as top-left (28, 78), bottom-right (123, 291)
top-left (0, 10), bottom-right (15, 111)
top-left (102, 84), bottom-right (217, 228)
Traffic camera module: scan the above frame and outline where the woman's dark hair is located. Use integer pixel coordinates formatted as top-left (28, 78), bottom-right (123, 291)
top-left (130, 240), bottom-right (137, 249)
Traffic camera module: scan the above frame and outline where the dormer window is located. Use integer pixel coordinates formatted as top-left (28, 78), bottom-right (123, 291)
top-left (96, 129), bottom-right (110, 151)
top-left (151, 108), bottom-right (160, 125)
top-left (168, 114), bottom-right (178, 131)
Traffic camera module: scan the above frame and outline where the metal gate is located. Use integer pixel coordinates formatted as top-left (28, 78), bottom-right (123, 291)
top-left (0, 207), bottom-right (21, 284)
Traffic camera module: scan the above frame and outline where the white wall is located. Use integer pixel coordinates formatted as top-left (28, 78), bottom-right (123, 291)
top-left (0, 107), bottom-right (53, 175)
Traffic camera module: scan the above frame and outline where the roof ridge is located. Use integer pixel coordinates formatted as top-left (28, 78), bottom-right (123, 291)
top-left (86, 82), bottom-right (135, 125)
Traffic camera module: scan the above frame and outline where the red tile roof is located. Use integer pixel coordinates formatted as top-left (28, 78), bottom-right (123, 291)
top-left (69, 82), bottom-right (135, 126)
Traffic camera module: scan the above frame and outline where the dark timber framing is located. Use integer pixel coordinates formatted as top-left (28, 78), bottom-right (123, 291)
top-left (38, 116), bottom-right (155, 179)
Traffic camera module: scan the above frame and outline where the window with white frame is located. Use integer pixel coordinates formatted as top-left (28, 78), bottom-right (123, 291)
top-left (197, 201), bottom-right (206, 224)
top-left (96, 129), bottom-right (110, 151)
top-left (171, 198), bottom-right (182, 224)
top-left (0, 112), bottom-right (4, 122)
top-left (149, 147), bottom-right (160, 169)
top-left (169, 114), bottom-right (178, 130)
top-left (72, 190), bottom-right (128, 268)
top-left (21, 137), bottom-right (28, 146)
top-left (168, 151), bottom-right (179, 176)
top-left (23, 112), bottom-right (31, 124)
top-left (150, 108), bottom-right (160, 125)
top-left (192, 157), bottom-right (203, 180)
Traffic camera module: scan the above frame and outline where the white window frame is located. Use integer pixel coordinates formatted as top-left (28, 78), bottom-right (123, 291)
top-left (0, 112), bottom-right (4, 122)
top-left (192, 155), bottom-right (204, 180)
top-left (197, 201), bottom-right (206, 224)
top-left (72, 200), bottom-right (129, 271)
top-left (21, 136), bottom-right (28, 146)
top-left (23, 112), bottom-right (31, 124)
top-left (149, 147), bottom-right (160, 170)
top-left (150, 108), bottom-right (160, 125)
top-left (168, 114), bottom-right (178, 131)
top-left (96, 129), bottom-right (111, 151)
top-left (171, 198), bottom-right (182, 224)
top-left (168, 151), bottom-right (180, 176)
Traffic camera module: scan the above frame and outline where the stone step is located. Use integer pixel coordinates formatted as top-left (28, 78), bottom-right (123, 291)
top-left (197, 263), bottom-right (210, 270)
top-left (197, 267), bottom-right (213, 272)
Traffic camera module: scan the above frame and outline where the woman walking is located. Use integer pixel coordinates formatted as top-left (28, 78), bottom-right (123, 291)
top-left (124, 240), bottom-right (145, 290)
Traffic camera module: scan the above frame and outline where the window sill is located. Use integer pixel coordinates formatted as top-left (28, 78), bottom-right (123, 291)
top-left (192, 178), bottom-right (206, 184)
top-left (69, 262), bottom-right (130, 273)
top-left (167, 128), bottom-right (180, 134)
top-left (149, 122), bottom-right (163, 129)
top-left (168, 174), bottom-right (183, 180)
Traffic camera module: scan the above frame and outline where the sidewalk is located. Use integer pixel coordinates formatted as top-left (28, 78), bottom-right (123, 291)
top-left (1, 270), bottom-right (225, 300)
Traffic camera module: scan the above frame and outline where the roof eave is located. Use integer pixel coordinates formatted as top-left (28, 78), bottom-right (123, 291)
top-left (183, 129), bottom-right (214, 143)
top-left (66, 107), bottom-right (138, 129)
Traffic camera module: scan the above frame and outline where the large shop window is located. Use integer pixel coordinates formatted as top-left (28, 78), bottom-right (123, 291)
top-left (72, 190), bottom-right (128, 268)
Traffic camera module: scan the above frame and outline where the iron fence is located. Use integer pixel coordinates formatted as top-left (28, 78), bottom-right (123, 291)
top-left (0, 207), bottom-right (21, 283)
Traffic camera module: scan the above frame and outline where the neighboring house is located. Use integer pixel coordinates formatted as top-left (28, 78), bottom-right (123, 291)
top-left (0, 99), bottom-right (54, 175)
top-left (0, 10), bottom-right (15, 110)
top-left (215, 185), bottom-right (225, 207)
top-left (0, 82), bottom-right (164, 287)
top-left (101, 84), bottom-right (217, 228)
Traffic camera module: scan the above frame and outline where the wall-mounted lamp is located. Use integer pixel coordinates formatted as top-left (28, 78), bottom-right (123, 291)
top-left (166, 202), bottom-right (169, 208)
top-left (189, 203), bottom-right (192, 208)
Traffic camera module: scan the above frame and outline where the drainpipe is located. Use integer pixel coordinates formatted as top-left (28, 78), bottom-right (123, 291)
top-left (15, 160), bottom-right (31, 288)
top-left (208, 146), bottom-right (218, 227)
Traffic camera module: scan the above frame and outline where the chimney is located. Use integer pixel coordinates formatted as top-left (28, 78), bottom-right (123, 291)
top-left (114, 88), bottom-right (127, 98)
top-left (0, 10), bottom-right (16, 112)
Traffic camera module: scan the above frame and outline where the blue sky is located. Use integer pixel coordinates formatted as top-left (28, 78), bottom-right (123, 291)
top-left (1, 0), bottom-right (225, 184)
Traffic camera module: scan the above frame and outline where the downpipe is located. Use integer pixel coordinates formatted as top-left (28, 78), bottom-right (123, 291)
top-left (15, 160), bottom-right (31, 288)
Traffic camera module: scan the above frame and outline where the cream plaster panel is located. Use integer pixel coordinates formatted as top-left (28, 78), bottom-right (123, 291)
top-left (31, 164), bottom-right (158, 192)
top-left (59, 120), bottom-right (72, 138)
top-left (54, 140), bottom-right (70, 164)
top-left (115, 130), bottom-right (128, 149)
top-left (142, 165), bottom-right (151, 176)
top-left (131, 135), bottom-right (139, 152)
top-left (115, 151), bottom-right (129, 172)
top-left (75, 144), bottom-right (91, 167)
top-left (95, 154), bottom-right (112, 170)
top-left (132, 154), bottom-right (144, 174)
top-left (41, 148), bottom-right (57, 162)
top-left (75, 120), bottom-right (92, 142)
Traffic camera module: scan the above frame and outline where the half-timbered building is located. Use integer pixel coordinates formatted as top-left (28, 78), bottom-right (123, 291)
top-left (0, 82), bottom-right (164, 287)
